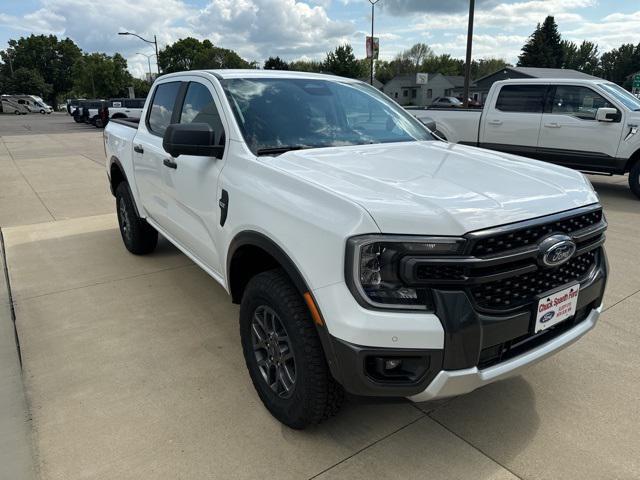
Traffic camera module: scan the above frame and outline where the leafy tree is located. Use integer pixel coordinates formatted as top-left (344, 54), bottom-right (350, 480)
top-left (599, 43), bottom-right (640, 87)
top-left (3, 67), bottom-right (52, 97)
top-left (130, 77), bottom-right (151, 98)
top-left (404, 43), bottom-right (433, 71)
top-left (288, 59), bottom-right (324, 73)
top-left (517, 16), bottom-right (564, 68)
top-left (471, 58), bottom-right (511, 79)
top-left (323, 44), bottom-right (364, 78)
top-left (71, 52), bottom-right (134, 98)
top-left (158, 38), bottom-right (250, 73)
top-left (422, 54), bottom-right (464, 75)
top-left (0, 34), bottom-right (81, 104)
top-left (264, 56), bottom-right (289, 70)
top-left (562, 40), bottom-right (599, 74)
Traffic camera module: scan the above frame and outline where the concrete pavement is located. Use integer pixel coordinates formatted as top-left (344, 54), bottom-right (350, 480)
top-left (1, 114), bottom-right (639, 479)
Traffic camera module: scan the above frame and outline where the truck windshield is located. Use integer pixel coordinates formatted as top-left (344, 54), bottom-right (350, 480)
top-left (222, 78), bottom-right (433, 155)
top-left (599, 83), bottom-right (640, 111)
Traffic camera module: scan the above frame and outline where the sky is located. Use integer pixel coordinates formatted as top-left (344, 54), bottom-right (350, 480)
top-left (0, 0), bottom-right (639, 78)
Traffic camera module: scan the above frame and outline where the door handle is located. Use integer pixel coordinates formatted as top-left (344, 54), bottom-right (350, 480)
top-left (163, 158), bottom-right (177, 169)
top-left (133, 144), bottom-right (144, 154)
top-left (488, 119), bottom-right (502, 125)
top-left (544, 122), bottom-right (561, 128)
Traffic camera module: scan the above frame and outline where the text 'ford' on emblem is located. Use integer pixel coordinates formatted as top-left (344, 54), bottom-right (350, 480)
top-left (538, 234), bottom-right (576, 268)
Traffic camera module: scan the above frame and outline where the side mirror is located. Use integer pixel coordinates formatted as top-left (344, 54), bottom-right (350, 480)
top-left (596, 107), bottom-right (620, 123)
top-left (162, 123), bottom-right (224, 158)
top-left (419, 118), bottom-right (437, 132)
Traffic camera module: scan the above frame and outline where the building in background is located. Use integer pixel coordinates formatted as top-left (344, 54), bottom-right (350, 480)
top-left (382, 73), bottom-right (474, 107)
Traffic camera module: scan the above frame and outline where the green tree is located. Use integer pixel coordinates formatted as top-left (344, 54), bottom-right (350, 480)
top-left (4, 67), bottom-right (52, 97)
top-left (599, 43), bottom-right (640, 87)
top-left (130, 77), bottom-right (151, 98)
top-left (264, 56), bottom-right (289, 70)
top-left (158, 38), bottom-right (250, 73)
top-left (288, 59), bottom-right (324, 73)
top-left (470, 58), bottom-right (511, 79)
top-left (562, 40), bottom-right (599, 74)
top-left (422, 54), bottom-right (464, 75)
top-left (71, 52), bottom-right (134, 98)
top-left (404, 43), bottom-right (433, 71)
top-left (0, 34), bottom-right (81, 104)
top-left (323, 44), bottom-right (364, 78)
top-left (517, 16), bottom-right (564, 68)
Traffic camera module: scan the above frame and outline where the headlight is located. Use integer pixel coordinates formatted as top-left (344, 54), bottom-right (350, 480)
top-left (346, 235), bottom-right (466, 310)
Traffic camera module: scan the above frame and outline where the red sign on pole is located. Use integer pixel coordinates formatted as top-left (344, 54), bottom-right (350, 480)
top-left (366, 36), bottom-right (379, 60)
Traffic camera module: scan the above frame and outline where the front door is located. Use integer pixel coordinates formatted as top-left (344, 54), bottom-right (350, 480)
top-left (480, 84), bottom-right (547, 155)
top-left (160, 77), bottom-right (229, 274)
top-left (538, 85), bottom-right (625, 171)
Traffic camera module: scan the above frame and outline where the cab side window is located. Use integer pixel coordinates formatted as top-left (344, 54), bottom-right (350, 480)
top-left (495, 85), bottom-right (546, 113)
top-left (179, 82), bottom-right (225, 145)
top-left (148, 82), bottom-right (181, 135)
top-left (551, 86), bottom-right (614, 120)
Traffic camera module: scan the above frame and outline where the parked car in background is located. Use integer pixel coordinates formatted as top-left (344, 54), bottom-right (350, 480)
top-left (105, 70), bottom-right (607, 428)
top-left (430, 96), bottom-right (463, 108)
top-left (456, 96), bottom-right (483, 108)
top-left (67, 98), bottom-right (85, 115)
top-left (410, 78), bottom-right (640, 199)
top-left (107, 98), bottom-right (146, 119)
top-left (72, 100), bottom-right (106, 124)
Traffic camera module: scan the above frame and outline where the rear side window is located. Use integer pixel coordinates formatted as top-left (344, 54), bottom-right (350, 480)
top-left (495, 85), bottom-right (547, 113)
top-left (179, 82), bottom-right (225, 145)
top-left (148, 82), bottom-right (181, 135)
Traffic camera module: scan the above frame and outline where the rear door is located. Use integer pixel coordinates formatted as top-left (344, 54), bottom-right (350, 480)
top-left (537, 85), bottom-right (625, 171)
top-left (160, 77), bottom-right (229, 274)
top-left (132, 80), bottom-right (183, 226)
top-left (480, 84), bottom-right (547, 155)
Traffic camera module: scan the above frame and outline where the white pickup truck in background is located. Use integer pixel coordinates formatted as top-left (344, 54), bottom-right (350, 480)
top-left (410, 79), bottom-right (640, 198)
top-left (104, 70), bottom-right (608, 429)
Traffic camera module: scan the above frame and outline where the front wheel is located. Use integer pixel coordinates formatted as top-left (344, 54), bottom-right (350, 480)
top-left (240, 269), bottom-right (344, 429)
top-left (115, 182), bottom-right (158, 254)
top-left (629, 160), bottom-right (640, 200)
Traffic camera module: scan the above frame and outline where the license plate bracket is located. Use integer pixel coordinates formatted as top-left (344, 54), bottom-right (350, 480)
top-left (534, 283), bottom-right (580, 333)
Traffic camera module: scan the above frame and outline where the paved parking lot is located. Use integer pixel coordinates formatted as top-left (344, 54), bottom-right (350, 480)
top-left (1, 114), bottom-right (639, 479)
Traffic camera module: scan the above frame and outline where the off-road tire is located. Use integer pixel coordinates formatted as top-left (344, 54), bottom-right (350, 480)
top-left (115, 182), bottom-right (158, 254)
top-left (629, 160), bottom-right (640, 200)
top-left (240, 269), bottom-right (344, 429)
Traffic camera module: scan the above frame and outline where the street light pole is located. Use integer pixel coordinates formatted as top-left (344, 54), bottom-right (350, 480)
top-left (462, 0), bottom-right (475, 108)
top-left (368, 0), bottom-right (380, 86)
top-left (136, 53), bottom-right (155, 83)
top-left (118, 31), bottom-right (161, 75)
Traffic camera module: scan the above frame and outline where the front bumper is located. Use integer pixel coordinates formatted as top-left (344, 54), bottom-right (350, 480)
top-left (408, 303), bottom-right (601, 402)
top-left (322, 249), bottom-right (607, 399)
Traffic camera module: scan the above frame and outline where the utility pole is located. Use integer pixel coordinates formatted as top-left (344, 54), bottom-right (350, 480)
top-left (137, 52), bottom-right (155, 83)
top-left (368, 0), bottom-right (381, 86)
top-left (462, 0), bottom-right (475, 108)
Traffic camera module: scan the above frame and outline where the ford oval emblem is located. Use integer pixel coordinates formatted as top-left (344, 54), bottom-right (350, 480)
top-left (538, 234), bottom-right (576, 268)
top-left (540, 311), bottom-right (555, 323)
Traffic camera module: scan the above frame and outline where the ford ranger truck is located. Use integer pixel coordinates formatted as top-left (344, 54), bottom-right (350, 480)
top-left (410, 78), bottom-right (640, 198)
top-left (104, 70), bottom-right (608, 429)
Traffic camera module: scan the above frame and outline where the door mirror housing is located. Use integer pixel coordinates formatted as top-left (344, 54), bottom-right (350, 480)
top-left (419, 118), bottom-right (437, 132)
top-left (162, 123), bottom-right (224, 158)
top-left (596, 107), bottom-right (620, 123)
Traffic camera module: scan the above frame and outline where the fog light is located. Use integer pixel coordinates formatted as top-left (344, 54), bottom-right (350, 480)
top-left (384, 359), bottom-right (402, 370)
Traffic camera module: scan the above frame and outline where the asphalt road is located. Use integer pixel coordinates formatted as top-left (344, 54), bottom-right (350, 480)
top-left (1, 114), bottom-right (639, 480)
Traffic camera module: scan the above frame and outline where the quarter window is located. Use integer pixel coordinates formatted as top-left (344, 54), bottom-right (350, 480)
top-left (495, 85), bottom-right (546, 113)
top-left (550, 86), bottom-right (614, 120)
top-left (148, 81), bottom-right (181, 135)
top-left (179, 82), bottom-right (225, 145)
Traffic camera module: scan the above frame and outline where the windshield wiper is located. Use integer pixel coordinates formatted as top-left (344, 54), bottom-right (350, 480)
top-left (256, 145), bottom-right (309, 156)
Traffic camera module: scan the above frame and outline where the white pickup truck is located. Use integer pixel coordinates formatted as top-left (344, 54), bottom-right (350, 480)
top-left (411, 78), bottom-right (640, 198)
top-left (104, 70), bottom-right (608, 429)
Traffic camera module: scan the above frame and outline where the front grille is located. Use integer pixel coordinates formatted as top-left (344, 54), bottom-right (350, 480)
top-left (470, 250), bottom-right (598, 311)
top-left (415, 264), bottom-right (465, 281)
top-left (471, 209), bottom-right (603, 256)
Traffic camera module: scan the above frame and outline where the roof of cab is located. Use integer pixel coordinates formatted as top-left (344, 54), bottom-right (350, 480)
top-left (493, 77), bottom-right (610, 87)
top-left (158, 69), bottom-right (361, 82)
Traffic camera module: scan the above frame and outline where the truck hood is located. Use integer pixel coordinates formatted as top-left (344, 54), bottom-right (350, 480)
top-left (269, 141), bottom-right (598, 235)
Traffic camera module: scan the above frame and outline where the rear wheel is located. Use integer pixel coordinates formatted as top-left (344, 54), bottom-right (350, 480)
top-left (13, 110), bottom-right (19, 115)
top-left (240, 269), bottom-right (344, 429)
top-left (629, 160), bottom-right (640, 200)
top-left (115, 182), bottom-right (158, 254)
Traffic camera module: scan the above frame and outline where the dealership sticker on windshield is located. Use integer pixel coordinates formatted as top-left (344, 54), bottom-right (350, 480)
top-left (535, 284), bottom-right (580, 333)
